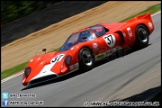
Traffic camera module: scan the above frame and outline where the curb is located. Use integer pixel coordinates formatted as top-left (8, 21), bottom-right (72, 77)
top-left (1, 70), bottom-right (24, 83)
top-left (151, 11), bottom-right (161, 16)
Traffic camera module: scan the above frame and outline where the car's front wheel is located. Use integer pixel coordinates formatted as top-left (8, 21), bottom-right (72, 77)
top-left (78, 47), bottom-right (94, 71)
top-left (133, 25), bottom-right (149, 49)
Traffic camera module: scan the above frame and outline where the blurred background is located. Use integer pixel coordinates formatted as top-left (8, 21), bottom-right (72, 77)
top-left (1, 1), bottom-right (107, 46)
top-left (1, 1), bottom-right (61, 25)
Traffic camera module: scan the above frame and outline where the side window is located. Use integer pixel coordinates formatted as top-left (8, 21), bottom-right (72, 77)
top-left (97, 27), bottom-right (106, 37)
top-left (78, 30), bottom-right (96, 42)
top-left (91, 25), bottom-right (108, 37)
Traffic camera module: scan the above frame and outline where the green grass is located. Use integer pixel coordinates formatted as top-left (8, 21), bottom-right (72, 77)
top-left (49, 47), bottom-right (61, 52)
top-left (1, 3), bottom-right (161, 80)
top-left (1, 61), bottom-right (28, 79)
top-left (121, 3), bottom-right (161, 22)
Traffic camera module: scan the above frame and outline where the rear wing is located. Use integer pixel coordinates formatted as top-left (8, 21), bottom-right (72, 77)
top-left (126, 13), bottom-right (152, 23)
top-left (135, 13), bottom-right (152, 20)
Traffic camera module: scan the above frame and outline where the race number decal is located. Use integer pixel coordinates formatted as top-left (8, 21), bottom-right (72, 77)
top-left (103, 34), bottom-right (116, 47)
top-left (51, 54), bottom-right (64, 64)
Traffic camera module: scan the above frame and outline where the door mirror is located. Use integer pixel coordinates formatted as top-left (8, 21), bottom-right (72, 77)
top-left (42, 48), bottom-right (47, 54)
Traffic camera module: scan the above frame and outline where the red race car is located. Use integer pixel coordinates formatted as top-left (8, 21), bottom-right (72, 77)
top-left (22, 13), bottom-right (154, 86)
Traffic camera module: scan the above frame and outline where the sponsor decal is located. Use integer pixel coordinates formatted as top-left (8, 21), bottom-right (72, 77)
top-left (123, 32), bottom-right (126, 37)
top-left (106, 50), bottom-right (113, 56)
top-left (93, 43), bottom-right (98, 49)
top-left (96, 54), bottom-right (104, 58)
top-left (95, 53), bottom-right (106, 61)
top-left (127, 27), bottom-right (132, 37)
top-left (148, 22), bottom-right (153, 29)
top-left (106, 46), bottom-right (122, 56)
top-left (70, 63), bottom-right (79, 71)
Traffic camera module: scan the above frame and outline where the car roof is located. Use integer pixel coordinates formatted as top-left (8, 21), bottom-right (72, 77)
top-left (73, 24), bottom-right (104, 34)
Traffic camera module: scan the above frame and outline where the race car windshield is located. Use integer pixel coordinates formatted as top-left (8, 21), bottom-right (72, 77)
top-left (59, 30), bottom-right (95, 52)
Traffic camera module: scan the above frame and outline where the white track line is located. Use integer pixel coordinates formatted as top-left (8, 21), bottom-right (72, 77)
top-left (151, 11), bottom-right (161, 16)
top-left (1, 11), bottom-right (161, 84)
top-left (1, 71), bottom-right (24, 83)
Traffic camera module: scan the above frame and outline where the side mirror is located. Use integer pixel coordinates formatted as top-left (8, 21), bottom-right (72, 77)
top-left (42, 48), bottom-right (47, 54)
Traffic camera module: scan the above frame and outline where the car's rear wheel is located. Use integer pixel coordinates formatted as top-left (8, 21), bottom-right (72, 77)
top-left (133, 25), bottom-right (149, 49)
top-left (78, 47), bottom-right (94, 71)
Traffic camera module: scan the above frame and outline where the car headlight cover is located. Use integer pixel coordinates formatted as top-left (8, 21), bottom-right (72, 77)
top-left (24, 67), bottom-right (31, 78)
top-left (64, 55), bottom-right (72, 66)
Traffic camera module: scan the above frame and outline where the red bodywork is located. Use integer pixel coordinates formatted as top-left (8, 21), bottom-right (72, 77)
top-left (22, 13), bottom-right (154, 86)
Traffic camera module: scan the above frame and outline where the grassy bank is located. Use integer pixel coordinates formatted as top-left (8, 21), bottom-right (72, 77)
top-left (1, 3), bottom-right (161, 80)
top-left (2, 62), bottom-right (28, 79)
top-left (121, 3), bottom-right (161, 22)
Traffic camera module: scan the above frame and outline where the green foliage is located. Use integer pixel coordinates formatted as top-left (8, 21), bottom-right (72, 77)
top-left (121, 3), bottom-right (161, 22)
top-left (1, 1), bottom-right (61, 24)
top-left (1, 61), bottom-right (28, 79)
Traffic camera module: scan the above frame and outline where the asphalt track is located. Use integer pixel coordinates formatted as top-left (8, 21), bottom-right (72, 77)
top-left (1, 12), bottom-right (161, 107)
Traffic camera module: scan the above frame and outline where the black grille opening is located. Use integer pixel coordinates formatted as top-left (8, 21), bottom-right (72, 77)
top-left (29, 74), bottom-right (57, 85)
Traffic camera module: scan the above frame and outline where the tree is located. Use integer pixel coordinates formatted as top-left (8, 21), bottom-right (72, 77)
top-left (1, 1), bottom-right (61, 25)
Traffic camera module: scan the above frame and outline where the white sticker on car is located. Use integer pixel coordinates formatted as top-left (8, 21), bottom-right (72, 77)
top-left (103, 34), bottom-right (116, 47)
top-left (123, 32), bottom-right (126, 37)
top-left (127, 27), bottom-right (133, 37)
top-left (93, 43), bottom-right (98, 49)
top-left (127, 27), bottom-right (132, 37)
top-left (51, 54), bottom-right (64, 64)
top-left (148, 22), bottom-right (153, 29)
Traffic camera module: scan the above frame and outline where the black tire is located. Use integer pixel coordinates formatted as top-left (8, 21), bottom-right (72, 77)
top-left (133, 25), bottom-right (149, 49)
top-left (78, 47), bottom-right (94, 71)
